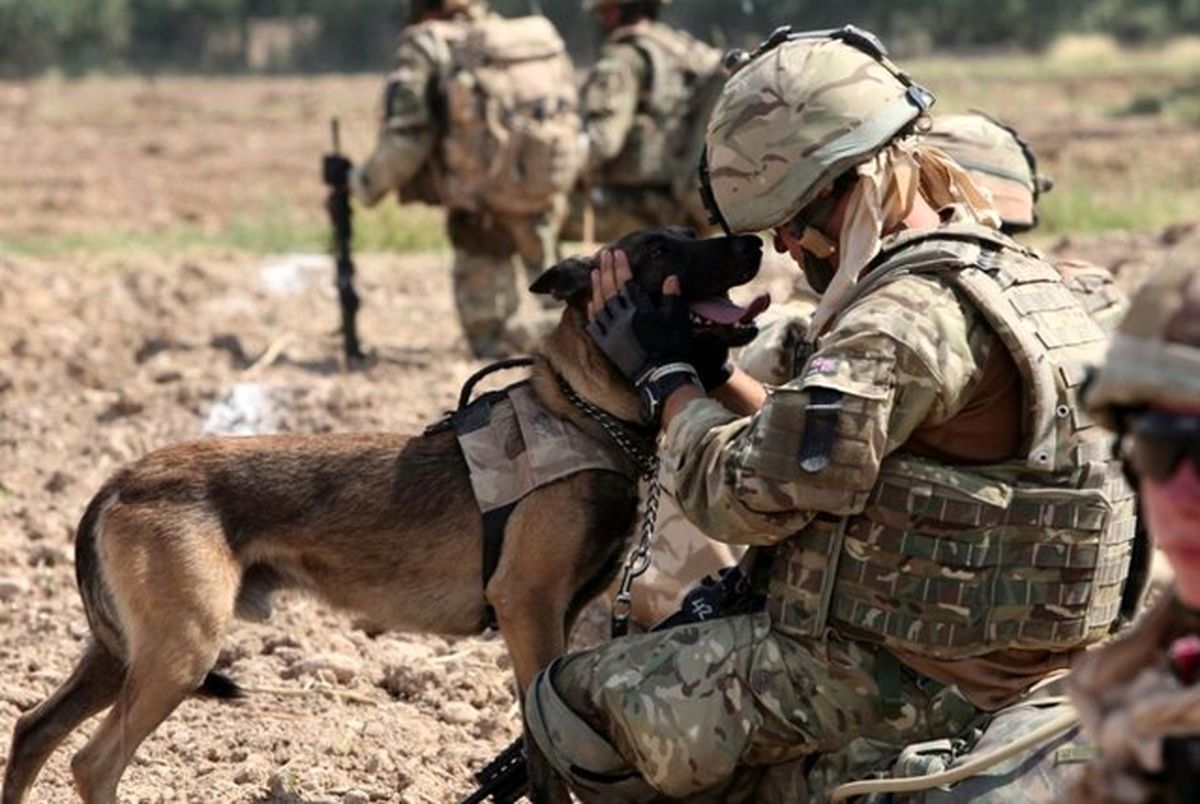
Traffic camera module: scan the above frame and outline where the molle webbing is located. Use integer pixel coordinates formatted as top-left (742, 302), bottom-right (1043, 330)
top-left (770, 229), bottom-right (1139, 659)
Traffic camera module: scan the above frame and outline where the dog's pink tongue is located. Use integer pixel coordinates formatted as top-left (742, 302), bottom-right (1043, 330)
top-left (691, 293), bottom-right (771, 325)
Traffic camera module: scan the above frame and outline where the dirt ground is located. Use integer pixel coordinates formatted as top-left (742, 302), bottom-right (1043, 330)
top-left (0, 71), bottom-right (1194, 804)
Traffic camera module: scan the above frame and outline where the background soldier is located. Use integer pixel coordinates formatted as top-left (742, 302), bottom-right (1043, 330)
top-left (344, 0), bottom-right (581, 358)
top-left (567, 0), bottom-right (724, 242)
top-left (524, 30), bottom-right (1140, 802)
top-left (1069, 254), bottom-right (1200, 804)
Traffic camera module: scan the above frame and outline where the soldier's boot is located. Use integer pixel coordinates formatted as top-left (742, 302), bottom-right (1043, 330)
top-left (525, 659), bottom-right (663, 804)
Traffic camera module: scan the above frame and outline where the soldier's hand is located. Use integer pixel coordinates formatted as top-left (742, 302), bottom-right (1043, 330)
top-left (585, 250), bottom-right (693, 383)
top-left (323, 154), bottom-right (353, 187)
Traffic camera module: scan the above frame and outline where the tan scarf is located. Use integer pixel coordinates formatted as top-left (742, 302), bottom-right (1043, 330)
top-left (808, 139), bottom-right (1001, 337)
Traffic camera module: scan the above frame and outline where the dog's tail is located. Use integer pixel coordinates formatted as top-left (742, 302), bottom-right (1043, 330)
top-left (74, 477), bottom-right (245, 701)
top-left (197, 671), bottom-right (244, 699)
top-left (74, 478), bottom-right (128, 661)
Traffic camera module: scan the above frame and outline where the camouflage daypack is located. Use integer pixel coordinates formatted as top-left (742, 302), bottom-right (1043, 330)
top-left (598, 22), bottom-right (723, 201)
top-left (438, 15), bottom-right (581, 215)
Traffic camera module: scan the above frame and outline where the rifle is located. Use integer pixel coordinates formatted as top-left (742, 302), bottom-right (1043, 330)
top-left (460, 565), bottom-right (763, 803)
top-left (322, 118), bottom-right (365, 364)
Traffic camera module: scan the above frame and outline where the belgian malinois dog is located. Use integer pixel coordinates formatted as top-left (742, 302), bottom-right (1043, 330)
top-left (2, 227), bottom-right (766, 804)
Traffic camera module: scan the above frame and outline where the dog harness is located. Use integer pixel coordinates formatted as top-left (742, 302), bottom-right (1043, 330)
top-left (442, 378), bottom-right (636, 624)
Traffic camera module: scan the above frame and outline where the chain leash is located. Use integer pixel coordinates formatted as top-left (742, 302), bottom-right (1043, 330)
top-left (611, 462), bottom-right (661, 638)
top-left (557, 380), bottom-right (662, 638)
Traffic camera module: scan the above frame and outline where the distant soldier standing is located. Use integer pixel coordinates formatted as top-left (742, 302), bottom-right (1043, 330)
top-left (574, 0), bottom-right (724, 241)
top-left (343, 0), bottom-right (581, 358)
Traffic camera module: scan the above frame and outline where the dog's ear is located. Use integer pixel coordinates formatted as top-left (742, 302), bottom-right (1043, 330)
top-left (529, 257), bottom-right (595, 306)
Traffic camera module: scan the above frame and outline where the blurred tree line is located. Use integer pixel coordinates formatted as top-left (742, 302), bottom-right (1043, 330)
top-left (3, 0), bottom-right (1200, 78)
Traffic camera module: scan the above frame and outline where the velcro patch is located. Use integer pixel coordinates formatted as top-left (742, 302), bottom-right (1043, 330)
top-left (805, 356), bottom-right (841, 378)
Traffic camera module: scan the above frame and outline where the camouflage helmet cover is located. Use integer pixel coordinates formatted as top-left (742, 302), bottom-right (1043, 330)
top-left (702, 27), bottom-right (934, 234)
top-left (584, 0), bottom-right (670, 9)
top-left (1086, 253), bottom-right (1200, 428)
top-left (923, 112), bottom-right (1051, 232)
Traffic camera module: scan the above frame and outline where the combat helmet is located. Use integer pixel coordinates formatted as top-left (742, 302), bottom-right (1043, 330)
top-left (1086, 252), bottom-right (1200, 429)
top-left (700, 26), bottom-right (935, 234)
top-left (923, 112), bottom-right (1053, 233)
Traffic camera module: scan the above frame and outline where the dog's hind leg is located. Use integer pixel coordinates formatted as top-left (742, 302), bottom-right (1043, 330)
top-left (2, 640), bottom-right (125, 804)
top-left (70, 514), bottom-right (239, 804)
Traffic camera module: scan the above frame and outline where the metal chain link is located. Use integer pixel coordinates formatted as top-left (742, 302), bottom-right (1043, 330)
top-left (611, 463), bottom-right (661, 638)
top-left (558, 381), bottom-right (657, 478)
top-left (556, 379), bottom-right (663, 638)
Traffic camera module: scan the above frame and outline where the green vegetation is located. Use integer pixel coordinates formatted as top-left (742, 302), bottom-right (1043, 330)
top-left (4, 201), bottom-right (448, 258)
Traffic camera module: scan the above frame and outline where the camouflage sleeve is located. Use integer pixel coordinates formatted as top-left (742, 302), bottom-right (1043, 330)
top-left (662, 275), bottom-right (989, 546)
top-left (352, 33), bottom-right (439, 206)
top-left (581, 44), bottom-right (644, 171)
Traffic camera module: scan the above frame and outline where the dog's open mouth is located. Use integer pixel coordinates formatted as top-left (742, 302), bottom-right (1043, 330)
top-left (688, 293), bottom-right (771, 330)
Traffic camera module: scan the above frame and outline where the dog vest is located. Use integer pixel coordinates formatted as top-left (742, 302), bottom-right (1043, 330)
top-left (448, 381), bottom-right (635, 609)
top-left (768, 225), bottom-right (1141, 659)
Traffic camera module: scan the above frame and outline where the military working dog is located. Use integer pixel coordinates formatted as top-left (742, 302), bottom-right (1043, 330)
top-left (2, 227), bottom-right (766, 804)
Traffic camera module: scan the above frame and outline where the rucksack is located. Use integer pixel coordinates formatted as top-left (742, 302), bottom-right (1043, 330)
top-left (601, 23), bottom-right (724, 209)
top-left (438, 15), bottom-right (581, 216)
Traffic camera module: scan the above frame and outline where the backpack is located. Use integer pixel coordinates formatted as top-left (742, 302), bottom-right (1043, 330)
top-left (438, 15), bottom-right (581, 216)
top-left (601, 24), bottom-right (724, 207)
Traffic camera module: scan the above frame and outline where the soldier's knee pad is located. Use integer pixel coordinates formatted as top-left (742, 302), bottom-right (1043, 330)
top-left (525, 660), bottom-right (660, 803)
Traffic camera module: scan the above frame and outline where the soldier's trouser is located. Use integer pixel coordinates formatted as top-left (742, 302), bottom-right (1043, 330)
top-left (447, 202), bottom-right (564, 358)
top-left (525, 612), bottom-right (980, 803)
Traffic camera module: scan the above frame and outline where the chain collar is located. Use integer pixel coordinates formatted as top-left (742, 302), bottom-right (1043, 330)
top-left (557, 378), bottom-right (659, 479)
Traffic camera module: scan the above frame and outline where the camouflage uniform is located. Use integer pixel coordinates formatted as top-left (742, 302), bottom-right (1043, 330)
top-left (567, 8), bottom-right (723, 242)
top-left (1067, 251), bottom-right (1200, 804)
top-left (527, 31), bottom-right (1139, 802)
top-left (353, 1), bottom-right (575, 358)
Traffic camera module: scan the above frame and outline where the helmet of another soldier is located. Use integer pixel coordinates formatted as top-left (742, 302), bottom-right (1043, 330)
top-left (701, 27), bottom-right (934, 234)
top-left (922, 112), bottom-right (1053, 233)
top-left (1086, 253), bottom-right (1200, 428)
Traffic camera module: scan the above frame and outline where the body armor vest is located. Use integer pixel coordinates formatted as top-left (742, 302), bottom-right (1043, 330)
top-left (767, 225), bottom-right (1140, 659)
top-left (598, 23), bottom-right (721, 190)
